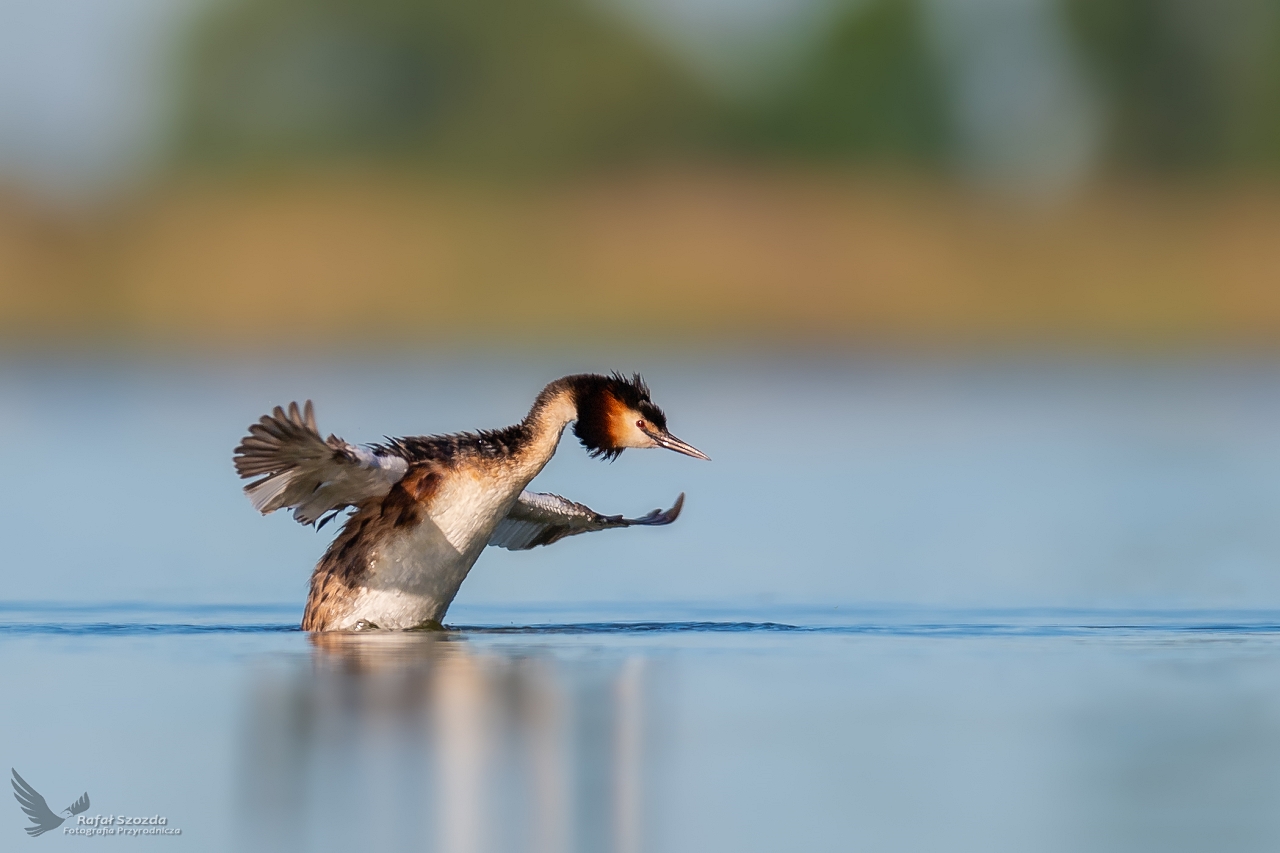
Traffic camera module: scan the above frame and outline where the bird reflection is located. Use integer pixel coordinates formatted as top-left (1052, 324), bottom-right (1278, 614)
top-left (238, 632), bottom-right (652, 853)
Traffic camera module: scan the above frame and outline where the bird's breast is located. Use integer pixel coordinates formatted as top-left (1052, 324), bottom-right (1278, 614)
top-left (347, 467), bottom-right (527, 628)
top-left (427, 469), bottom-right (525, 554)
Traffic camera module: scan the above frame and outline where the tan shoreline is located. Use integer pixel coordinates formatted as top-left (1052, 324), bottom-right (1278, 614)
top-left (3, 169), bottom-right (1279, 349)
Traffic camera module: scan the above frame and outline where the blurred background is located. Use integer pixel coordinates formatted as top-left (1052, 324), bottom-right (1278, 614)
top-left (4, 0), bottom-right (1280, 609)
top-left (2, 0), bottom-right (1280, 350)
top-left (7, 4), bottom-right (1280, 852)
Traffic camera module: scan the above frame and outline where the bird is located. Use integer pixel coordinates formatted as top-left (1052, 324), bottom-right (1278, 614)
top-left (11, 769), bottom-right (89, 837)
top-left (233, 373), bottom-right (708, 631)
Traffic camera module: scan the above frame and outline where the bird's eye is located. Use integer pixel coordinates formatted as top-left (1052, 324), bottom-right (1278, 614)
top-left (636, 419), bottom-right (647, 430)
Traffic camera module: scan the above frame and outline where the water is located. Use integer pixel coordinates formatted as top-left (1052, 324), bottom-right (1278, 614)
top-left (4, 355), bottom-right (1280, 851)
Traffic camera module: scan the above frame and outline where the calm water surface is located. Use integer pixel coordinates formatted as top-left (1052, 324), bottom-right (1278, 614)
top-left (4, 357), bottom-right (1280, 851)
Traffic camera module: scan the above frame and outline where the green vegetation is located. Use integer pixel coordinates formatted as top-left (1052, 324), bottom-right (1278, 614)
top-left (726, 0), bottom-right (950, 162)
top-left (178, 0), bottom-right (1280, 175)
top-left (179, 0), bottom-right (715, 170)
top-left (1064, 0), bottom-right (1280, 170)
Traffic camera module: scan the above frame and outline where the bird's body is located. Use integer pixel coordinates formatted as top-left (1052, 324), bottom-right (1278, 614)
top-left (304, 391), bottom-right (572, 630)
top-left (233, 374), bottom-right (706, 631)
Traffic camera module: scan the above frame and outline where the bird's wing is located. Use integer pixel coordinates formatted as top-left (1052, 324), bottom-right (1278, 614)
top-left (233, 401), bottom-right (408, 526)
top-left (488, 492), bottom-right (684, 551)
top-left (11, 769), bottom-right (63, 836)
top-left (66, 792), bottom-right (90, 815)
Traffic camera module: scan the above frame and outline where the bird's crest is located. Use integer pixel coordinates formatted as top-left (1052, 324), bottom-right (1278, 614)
top-left (572, 372), bottom-right (667, 460)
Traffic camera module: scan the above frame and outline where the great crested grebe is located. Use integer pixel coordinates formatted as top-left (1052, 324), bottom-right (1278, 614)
top-left (233, 373), bottom-right (708, 631)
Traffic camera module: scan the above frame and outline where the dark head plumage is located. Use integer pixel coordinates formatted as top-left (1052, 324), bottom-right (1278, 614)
top-left (558, 372), bottom-right (706, 461)
top-left (568, 373), bottom-right (650, 460)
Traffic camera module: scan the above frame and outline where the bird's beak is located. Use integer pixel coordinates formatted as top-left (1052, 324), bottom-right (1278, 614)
top-left (647, 428), bottom-right (710, 460)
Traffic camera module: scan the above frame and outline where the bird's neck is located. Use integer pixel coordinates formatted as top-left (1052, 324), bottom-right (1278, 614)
top-left (514, 381), bottom-right (580, 479)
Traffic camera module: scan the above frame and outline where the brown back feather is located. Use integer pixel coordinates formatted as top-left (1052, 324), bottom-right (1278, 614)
top-left (300, 463), bottom-right (442, 631)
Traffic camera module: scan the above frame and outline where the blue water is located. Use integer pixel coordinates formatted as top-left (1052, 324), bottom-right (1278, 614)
top-left (6, 356), bottom-right (1280, 851)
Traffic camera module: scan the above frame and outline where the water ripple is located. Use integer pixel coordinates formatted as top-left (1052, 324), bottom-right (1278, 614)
top-left (3, 620), bottom-right (1279, 638)
top-left (0, 622), bottom-right (301, 636)
top-left (5, 604), bottom-right (1280, 638)
top-left (453, 621), bottom-right (1280, 637)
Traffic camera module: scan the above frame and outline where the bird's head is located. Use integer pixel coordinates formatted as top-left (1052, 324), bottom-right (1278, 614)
top-left (571, 373), bottom-right (709, 462)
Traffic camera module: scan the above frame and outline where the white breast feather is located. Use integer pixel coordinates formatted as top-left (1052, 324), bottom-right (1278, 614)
top-left (350, 471), bottom-right (528, 628)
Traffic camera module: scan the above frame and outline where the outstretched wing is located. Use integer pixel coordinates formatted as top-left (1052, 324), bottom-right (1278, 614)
top-left (66, 791), bottom-right (90, 815)
top-left (233, 401), bottom-right (408, 526)
top-left (11, 769), bottom-right (64, 837)
top-left (488, 492), bottom-right (684, 551)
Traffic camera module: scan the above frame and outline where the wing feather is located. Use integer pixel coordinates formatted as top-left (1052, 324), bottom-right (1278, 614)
top-left (11, 769), bottom-right (62, 836)
top-left (233, 401), bottom-right (407, 525)
top-left (489, 492), bottom-right (684, 550)
top-left (66, 792), bottom-right (90, 815)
